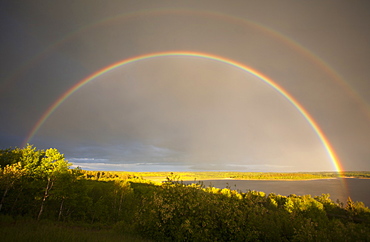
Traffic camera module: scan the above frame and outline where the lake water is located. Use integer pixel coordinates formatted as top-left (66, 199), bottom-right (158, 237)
top-left (184, 178), bottom-right (370, 207)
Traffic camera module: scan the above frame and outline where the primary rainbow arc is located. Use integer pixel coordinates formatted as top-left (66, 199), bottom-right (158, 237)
top-left (24, 51), bottom-right (343, 173)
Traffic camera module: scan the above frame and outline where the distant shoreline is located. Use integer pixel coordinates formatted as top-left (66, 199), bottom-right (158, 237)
top-left (181, 177), bottom-right (339, 181)
top-left (148, 177), bottom-right (370, 182)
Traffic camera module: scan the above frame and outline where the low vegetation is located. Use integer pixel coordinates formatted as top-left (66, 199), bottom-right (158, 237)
top-left (1, 145), bottom-right (369, 241)
top-left (0, 216), bottom-right (147, 242)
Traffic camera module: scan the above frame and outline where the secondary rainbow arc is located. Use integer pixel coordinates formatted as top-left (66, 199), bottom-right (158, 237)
top-left (24, 51), bottom-right (343, 173)
top-left (3, 8), bottom-right (368, 121)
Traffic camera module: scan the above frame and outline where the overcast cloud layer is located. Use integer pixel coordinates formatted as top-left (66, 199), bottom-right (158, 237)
top-left (1, 0), bottom-right (369, 172)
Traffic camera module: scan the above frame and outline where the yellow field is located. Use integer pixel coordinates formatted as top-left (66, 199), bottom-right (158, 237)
top-left (80, 170), bottom-right (370, 182)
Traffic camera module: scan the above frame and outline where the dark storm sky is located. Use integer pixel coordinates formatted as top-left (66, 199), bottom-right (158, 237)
top-left (0, 0), bottom-right (369, 172)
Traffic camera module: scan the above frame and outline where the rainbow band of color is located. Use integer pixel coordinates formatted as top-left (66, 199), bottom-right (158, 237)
top-left (24, 51), bottom-right (343, 173)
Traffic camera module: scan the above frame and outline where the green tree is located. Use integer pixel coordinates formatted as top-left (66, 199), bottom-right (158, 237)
top-left (0, 162), bottom-right (26, 212)
top-left (36, 148), bottom-right (71, 220)
top-left (49, 167), bottom-right (84, 221)
top-left (0, 147), bottom-right (21, 168)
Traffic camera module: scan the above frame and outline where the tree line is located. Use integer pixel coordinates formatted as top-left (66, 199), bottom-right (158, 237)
top-left (1, 145), bottom-right (369, 241)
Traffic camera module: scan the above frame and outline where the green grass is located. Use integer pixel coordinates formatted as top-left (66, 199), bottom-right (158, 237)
top-left (0, 216), bottom-right (150, 242)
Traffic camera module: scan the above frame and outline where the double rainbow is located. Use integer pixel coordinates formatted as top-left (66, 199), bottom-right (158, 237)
top-left (24, 51), bottom-right (343, 173)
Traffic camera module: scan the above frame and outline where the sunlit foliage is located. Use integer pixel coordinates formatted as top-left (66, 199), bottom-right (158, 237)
top-left (1, 145), bottom-right (369, 241)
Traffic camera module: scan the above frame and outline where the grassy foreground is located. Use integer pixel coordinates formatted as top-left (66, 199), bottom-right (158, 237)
top-left (0, 216), bottom-right (149, 242)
